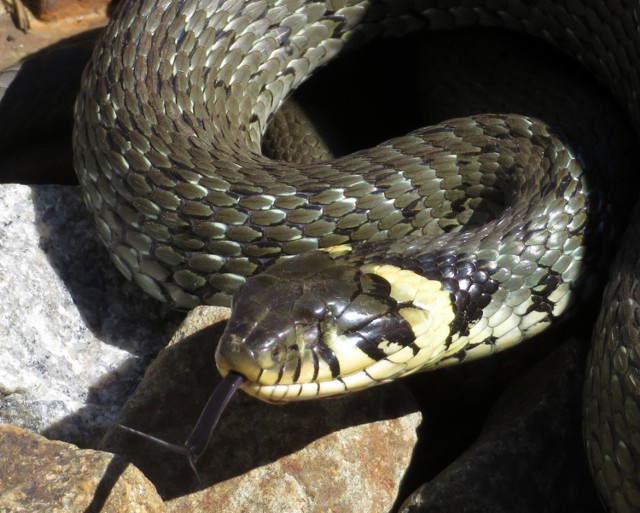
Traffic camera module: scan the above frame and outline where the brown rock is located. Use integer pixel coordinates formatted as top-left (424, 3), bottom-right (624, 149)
top-left (0, 424), bottom-right (166, 513)
top-left (101, 306), bottom-right (422, 513)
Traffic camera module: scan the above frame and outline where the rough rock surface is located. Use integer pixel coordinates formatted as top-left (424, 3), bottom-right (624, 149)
top-left (0, 423), bottom-right (166, 513)
top-left (400, 337), bottom-right (604, 513)
top-left (101, 306), bottom-right (423, 513)
top-left (0, 184), bottom-right (182, 447)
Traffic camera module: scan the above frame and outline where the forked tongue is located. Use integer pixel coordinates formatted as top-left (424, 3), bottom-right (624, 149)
top-left (118, 371), bottom-right (245, 479)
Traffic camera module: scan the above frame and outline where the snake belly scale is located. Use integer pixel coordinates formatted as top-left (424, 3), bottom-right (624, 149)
top-left (72, 0), bottom-right (640, 510)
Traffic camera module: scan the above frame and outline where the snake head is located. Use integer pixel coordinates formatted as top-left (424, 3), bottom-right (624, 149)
top-left (216, 250), bottom-right (360, 400)
top-left (215, 247), bottom-right (438, 402)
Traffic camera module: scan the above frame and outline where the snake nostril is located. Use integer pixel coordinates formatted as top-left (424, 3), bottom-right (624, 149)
top-left (269, 342), bottom-right (301, 364)
top-left (271, 345), bottom-right (283, 363)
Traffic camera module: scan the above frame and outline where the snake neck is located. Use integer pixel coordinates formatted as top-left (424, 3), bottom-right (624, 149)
top-left (216, 115), bottom-right (592, 401)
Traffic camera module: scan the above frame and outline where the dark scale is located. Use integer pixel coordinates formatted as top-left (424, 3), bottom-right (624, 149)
top-left (355, 314), bottom-right (418, 358)
top-left (404, 249), bottom-right (502, 339)
top-left (450, 335), bottom-right (499, 364)
top-left (337, 270), bottom-right (417, 357)
top-left (526, 268), bottom-right (563, 316)
top-left (315, 343), bottom-right (340, 378)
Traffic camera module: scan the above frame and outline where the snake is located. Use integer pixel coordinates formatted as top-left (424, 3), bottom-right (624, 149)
top-left (68, 0), bottom-right (640, 510)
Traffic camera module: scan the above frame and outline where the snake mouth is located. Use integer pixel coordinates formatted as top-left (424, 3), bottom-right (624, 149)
top-left (229, 345), bottom-right (431, 402)
top-left (235, 368), bottom-right (401, 402)
top-left (216, 337), bottom-right (354, 402)
top-left (216, 300), bottom-right (454, 402)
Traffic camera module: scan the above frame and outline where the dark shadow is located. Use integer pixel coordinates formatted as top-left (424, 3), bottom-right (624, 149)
top-left (394, 313), bottom-right (605, 513)
top-left (396, 327), bottom-right (606, 513)
top-left (0, 29), bottom-right (102, 184)
top-left (278, 34), bottom-right (424, 159)
top-left (82, 455), bottom-right (130, 513)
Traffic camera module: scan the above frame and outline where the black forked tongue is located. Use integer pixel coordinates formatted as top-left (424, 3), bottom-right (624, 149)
top-left (118, 371), bottom-right (245, 480)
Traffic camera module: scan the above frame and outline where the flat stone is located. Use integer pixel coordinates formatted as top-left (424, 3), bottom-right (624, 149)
top-left (0, 184), bottom-right (182, 447)
top-left (101, 306), bottom-right (422, 513)
top-left (0, 424), bottom-right (166, 513)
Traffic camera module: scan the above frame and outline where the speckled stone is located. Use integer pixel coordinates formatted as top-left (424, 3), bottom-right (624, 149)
top-left (0, 184), bottom-right (182, 447)
top-left (0, 424), bottom-right (166, 513)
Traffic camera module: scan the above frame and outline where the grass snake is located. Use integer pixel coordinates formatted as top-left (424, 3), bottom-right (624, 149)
top-left (70, 0), bottom-right (640, 510)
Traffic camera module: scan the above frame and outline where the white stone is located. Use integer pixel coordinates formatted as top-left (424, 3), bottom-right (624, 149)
top-left (0, 184), bottom-right (180, 446)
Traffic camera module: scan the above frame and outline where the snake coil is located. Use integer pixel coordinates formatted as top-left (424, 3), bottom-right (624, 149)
top-left (73, 0), bottom-right (640, 510)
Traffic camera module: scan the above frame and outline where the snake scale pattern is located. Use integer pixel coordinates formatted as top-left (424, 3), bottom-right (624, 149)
top-left (71, 0), bottom-right (640, 510)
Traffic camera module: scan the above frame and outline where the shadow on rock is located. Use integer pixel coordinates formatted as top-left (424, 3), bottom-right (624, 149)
top-left (30, 185), bottom-right (183, 353)
top-left (99, 314), bottom-right (422, 501)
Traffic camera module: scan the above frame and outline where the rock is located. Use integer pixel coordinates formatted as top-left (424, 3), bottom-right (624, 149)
top-left (399, 337), bottom-right (604, 513)
top-left (101, 306), bottom-right (422, 513)
top-left (0, 424), bottom-right (166, 513)
top-left (0, 184), bottom-right (182, 447)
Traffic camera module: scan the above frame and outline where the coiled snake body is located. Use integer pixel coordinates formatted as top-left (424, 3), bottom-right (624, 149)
top-left (72, 0), bottom-right (640, 510)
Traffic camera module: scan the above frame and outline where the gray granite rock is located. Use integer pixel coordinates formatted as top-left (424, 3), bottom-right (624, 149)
top-left (101, 306), bottom-right (423, 513)
top-left (0, 184), bottom-right (182, 447)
